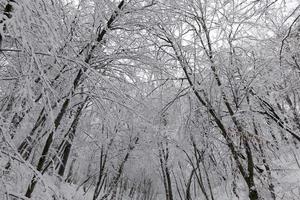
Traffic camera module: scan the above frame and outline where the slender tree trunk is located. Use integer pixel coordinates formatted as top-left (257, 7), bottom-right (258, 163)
top-left (253, 120), bottom-right (276, 200)
top-left (24, 1), bottom-right (127, 196)
top-left (158, 141), bottom-right (173, 200)
top-left (57, 98), bottom-right (87, 177)
top-left (25, 95), bottom-right (72, 198)
top-left (167, 37), bottom-right (260, 199)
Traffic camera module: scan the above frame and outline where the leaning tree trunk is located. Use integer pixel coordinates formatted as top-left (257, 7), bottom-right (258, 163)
top-left (164, 33), bottom-right (260, 200)
top-left (24, 1), bottom-right (126, 197)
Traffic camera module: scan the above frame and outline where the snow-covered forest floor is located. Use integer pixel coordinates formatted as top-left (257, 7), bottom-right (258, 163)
top-left (1, 0), bottom-right (300, 199)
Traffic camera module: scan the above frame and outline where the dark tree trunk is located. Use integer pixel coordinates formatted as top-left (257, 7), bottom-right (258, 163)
top-left (57, 99), bottom-right (86, 177)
